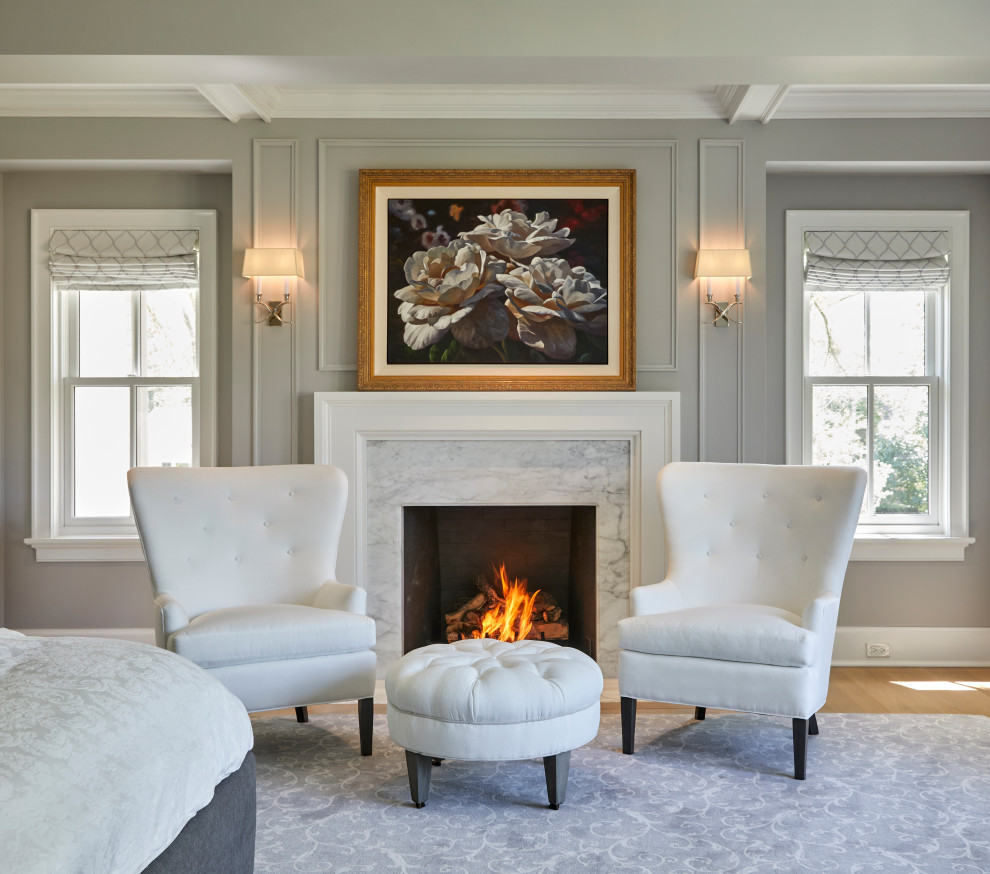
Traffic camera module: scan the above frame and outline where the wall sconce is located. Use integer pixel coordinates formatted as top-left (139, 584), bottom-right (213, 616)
top-left (695, 248), bottom-right (752, 327)
top-left (242, 247), bottom-right (305, 326)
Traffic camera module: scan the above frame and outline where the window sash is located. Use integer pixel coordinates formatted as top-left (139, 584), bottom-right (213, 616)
top-left (60, 379), bottom-right (200, 532)
top-left (804, 375), bottom-right (939, 528)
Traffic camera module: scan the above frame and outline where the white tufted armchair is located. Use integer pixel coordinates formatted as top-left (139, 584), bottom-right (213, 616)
top-left (128, 464), bottom-right (377, 754)
top-left (618, 462), bottom-right (865, 779)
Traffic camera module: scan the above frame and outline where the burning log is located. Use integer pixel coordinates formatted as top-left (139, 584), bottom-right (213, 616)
top-left (474, 572), bottom-right (501, 606)
top-left (444, 567), bottom-right (568, 643)
top-left (444, 593), bottom-right (487, 626)
top-left (532, 592), bottom-right (562, 623)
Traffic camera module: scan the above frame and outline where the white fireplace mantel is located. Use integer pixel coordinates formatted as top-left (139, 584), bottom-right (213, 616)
top-left (314, 391), bottom-right (680, 675)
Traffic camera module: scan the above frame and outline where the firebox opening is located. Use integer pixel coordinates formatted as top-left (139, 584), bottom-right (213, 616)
top-left (402, 505), bottom-right (597, 659)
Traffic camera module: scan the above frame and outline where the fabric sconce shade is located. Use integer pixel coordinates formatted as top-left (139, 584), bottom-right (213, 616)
top-left (242, 248), bottom-right (305, 279)
top-left (695, 248), bottom-right (751, 327)
top-left (694, 248), bottom-right (752, 280)
top-left (243, 247), bottom-right (304, 327)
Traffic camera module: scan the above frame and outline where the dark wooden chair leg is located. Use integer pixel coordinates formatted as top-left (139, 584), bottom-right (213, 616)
top-left (357, 697), bottom-right (374, 756)
top-left (792, 718), bottom-right (808, 780)
top-left (543, 750), bottom-right (571, 810)
top-left (694, 706), bottom-right (707, 721)
top-left (405, 750), bottom-right (432, 808)
top-left (294, 706), bottom-right (309, 723)
top-left (809, 713), bottom-right (819, 735)
top-left (431, 758), bottom-right (444, 766)
top-left (620, 696), bottom-right (637, 754)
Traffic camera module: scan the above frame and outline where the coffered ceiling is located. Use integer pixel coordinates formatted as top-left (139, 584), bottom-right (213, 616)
top-left (2, 0), bottom-right (989, 123)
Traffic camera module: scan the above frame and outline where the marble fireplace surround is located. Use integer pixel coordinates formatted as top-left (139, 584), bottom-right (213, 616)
top-left (314, 392), bottom-right (680, 676)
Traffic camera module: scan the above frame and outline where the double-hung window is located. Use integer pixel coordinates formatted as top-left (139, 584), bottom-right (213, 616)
top-left (28, 209), bottom-right (216, 561)
top-left (785, 210), bottom-right (972, 561)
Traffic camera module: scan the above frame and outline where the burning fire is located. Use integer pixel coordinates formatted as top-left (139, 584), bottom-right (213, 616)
top-left (473, 564), bottom-right (540, 642)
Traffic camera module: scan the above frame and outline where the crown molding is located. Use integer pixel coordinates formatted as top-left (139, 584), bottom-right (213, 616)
top-left (0, 84), bottom-right (220, 118)
top-left (1, 82), bottom-right (990, 121)
top-left (776, 85), bottom-right (990, 119)
top-left (270, 84), bottom-right (723, 119)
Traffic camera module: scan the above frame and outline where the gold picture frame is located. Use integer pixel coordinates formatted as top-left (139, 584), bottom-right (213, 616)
top-left (358, 168), bottom-right (635, 391)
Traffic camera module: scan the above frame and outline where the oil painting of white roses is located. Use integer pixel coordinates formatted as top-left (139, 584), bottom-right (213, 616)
top-left (358, 169), bottom-right (635, 391)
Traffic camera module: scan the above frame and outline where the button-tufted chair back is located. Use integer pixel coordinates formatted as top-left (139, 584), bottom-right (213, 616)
top-left (659, 462), bottom-right (865, 616)
top-left (129, 465), bottom-right (348, 620)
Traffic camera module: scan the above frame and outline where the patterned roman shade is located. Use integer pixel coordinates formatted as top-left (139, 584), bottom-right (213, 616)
top-left (49, 228), bottom-right (199, 291)
top-left (804, 229), bottom-right (950, 292)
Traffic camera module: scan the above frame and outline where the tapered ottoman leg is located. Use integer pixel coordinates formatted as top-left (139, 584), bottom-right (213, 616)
top-left (792, 718), bottom-right (808, 780)
top-left (809, 713), bottom-right (819, 735)
top-left (544, 750), bottom-right (571, 810)
top-left (694, 707), bottom-right (707, 721)
top-left (621, 696), bottom-right (637, 754)
top-left (405, 750), bottom-right (432, 808)
top-left (358, 697), bottom-right (374, 756)
top-left (294, 706), bottom-right (309, 723)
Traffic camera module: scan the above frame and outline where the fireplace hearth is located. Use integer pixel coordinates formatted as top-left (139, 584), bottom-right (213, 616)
top-left (403, 505), bottom-right (597, 657)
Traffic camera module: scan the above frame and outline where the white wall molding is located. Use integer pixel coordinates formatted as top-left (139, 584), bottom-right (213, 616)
top-left (318, 138), bottom-right (677, 373)
top-left (833, 626), bottom-right (990, 666)
top-left (18, 627), bottom-right (157, 646)
top-left (251, 138), bottom-right (299, 465)
top-left (698, 139), bottom-right (746, 462)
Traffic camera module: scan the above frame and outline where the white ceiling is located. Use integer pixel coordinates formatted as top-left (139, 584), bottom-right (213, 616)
top-left (2, 1), bottom-right (989, 123)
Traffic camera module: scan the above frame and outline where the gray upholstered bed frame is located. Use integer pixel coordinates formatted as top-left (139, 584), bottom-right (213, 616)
top-left (143, 752), bottom-right (256, 874)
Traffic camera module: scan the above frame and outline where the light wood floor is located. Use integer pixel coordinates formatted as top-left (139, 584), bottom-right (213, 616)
top-left (252, 667), bottom-right (990, 721)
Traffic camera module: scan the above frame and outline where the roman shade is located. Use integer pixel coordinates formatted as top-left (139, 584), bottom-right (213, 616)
top-left (804, 229), bottom-right (950, 292)
top-left (49, 228), bottom-right (199, 291)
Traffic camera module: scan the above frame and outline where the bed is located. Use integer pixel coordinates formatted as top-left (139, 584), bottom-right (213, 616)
top-left (0, 629), bottom-right (256, 874)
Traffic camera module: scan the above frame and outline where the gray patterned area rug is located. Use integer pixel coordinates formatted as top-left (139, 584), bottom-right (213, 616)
top-left (252, 712), bottom-right (989, 873)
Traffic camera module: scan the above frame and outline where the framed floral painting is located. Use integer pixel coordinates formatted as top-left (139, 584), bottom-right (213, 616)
top-left (357, 169), bottom-right (635, 390)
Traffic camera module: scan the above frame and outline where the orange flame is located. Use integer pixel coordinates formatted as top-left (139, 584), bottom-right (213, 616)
top-left (473, 564), bottom-right (540, 642)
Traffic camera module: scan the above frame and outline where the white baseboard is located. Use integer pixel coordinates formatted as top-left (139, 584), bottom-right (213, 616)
top-left (17, 627), bottom-right (157, 647)
top-left (833, 626), bottom-right (990, 666)
top-left (13, 626), bottom-right (990, 668)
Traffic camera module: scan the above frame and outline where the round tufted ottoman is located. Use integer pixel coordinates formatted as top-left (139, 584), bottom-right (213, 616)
top-left (386, 638), bottom-right (603, 809)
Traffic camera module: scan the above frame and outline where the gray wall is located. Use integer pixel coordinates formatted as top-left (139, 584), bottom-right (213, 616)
top-left (1, 170), bottom-right (232, 629)
top-left (767, 173), bottom-right (990, 627)
top-left (1, 115), bottom-right (989, 637)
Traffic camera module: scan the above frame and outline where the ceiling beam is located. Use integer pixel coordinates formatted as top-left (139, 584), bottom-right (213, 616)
top-left (719, 84), bottom-right (790, 124)
top-left (196, 84), bottom-right (271, 123)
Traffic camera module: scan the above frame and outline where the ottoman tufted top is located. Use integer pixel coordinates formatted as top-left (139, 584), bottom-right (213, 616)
top-left (386, 639), bottom-right (604, 725)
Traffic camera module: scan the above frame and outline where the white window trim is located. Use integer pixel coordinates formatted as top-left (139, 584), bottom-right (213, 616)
top-left (785, 210), bottom-right (972, 562)
top-left (27, 209), bottom-right (217, 562)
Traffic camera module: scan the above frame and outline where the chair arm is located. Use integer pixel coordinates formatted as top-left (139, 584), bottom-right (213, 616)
top-left (312, 580), bottom-right (367, 615)
top-left (629, 580), bottom-right (685, 617)
top-left (154, 593), bottom-right (190, 648)
top-left (801, 592), bottom-right (840, 637)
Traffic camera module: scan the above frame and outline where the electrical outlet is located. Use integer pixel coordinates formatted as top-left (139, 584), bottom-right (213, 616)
top-left (866, 643), bottom-right (891, 658)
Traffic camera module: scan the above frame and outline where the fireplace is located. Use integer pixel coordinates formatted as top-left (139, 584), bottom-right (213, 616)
top-left (314, 391), bottom-right (680, 676)
top-left (402, 505), bottom-right (597, 656)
